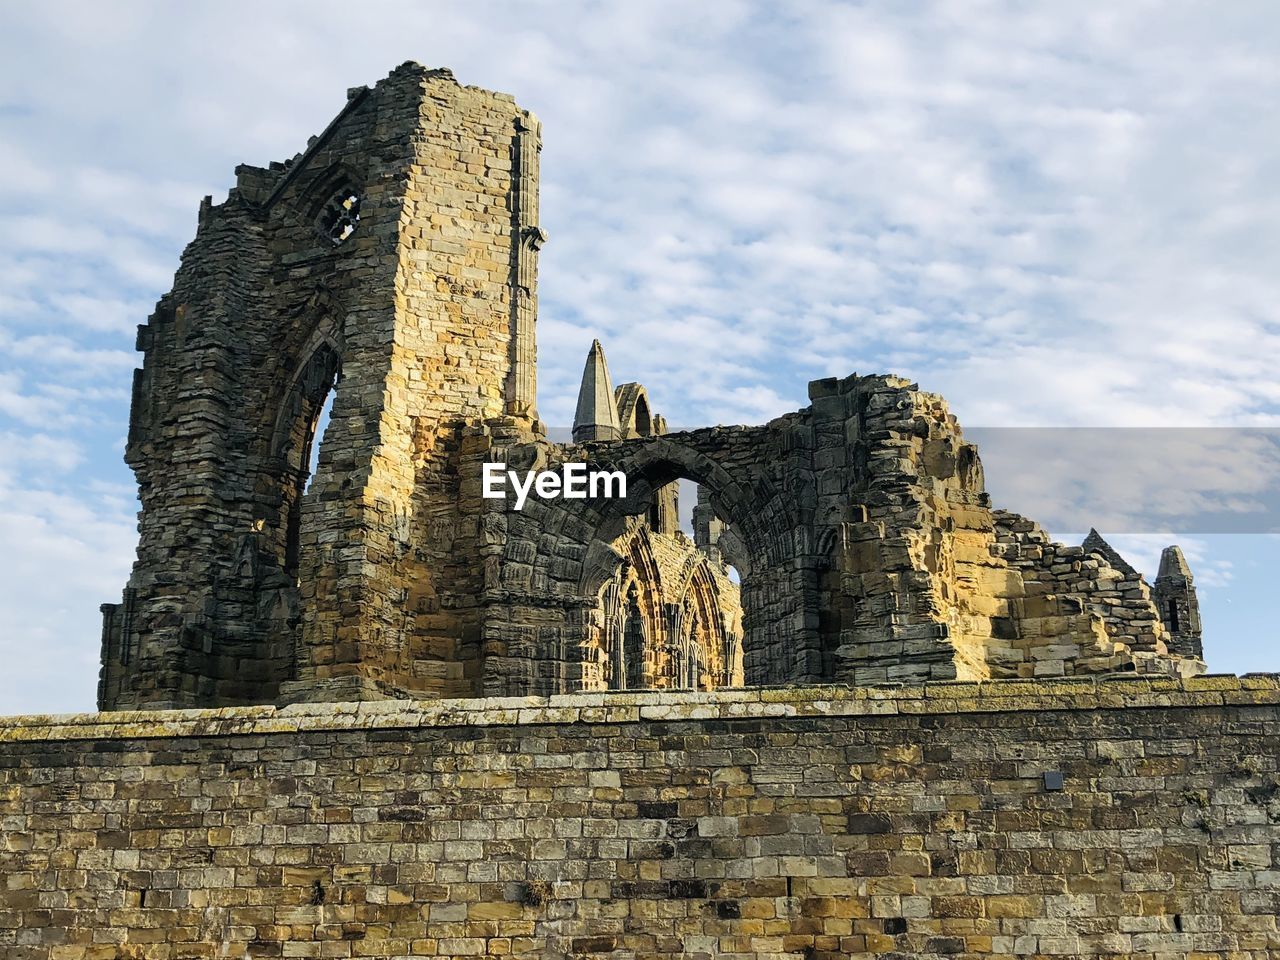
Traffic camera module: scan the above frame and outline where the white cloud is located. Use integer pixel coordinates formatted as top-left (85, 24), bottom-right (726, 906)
top-left (0, 472), bottom-right (136, 714)
top-left (0, 431), bottom-right (83, 472)
top-left (977, 428), bottom-right (1280, 536)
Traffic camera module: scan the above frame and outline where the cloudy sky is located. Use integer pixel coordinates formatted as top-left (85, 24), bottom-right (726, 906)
top-left (2, 1), bottom-right (1278, 714)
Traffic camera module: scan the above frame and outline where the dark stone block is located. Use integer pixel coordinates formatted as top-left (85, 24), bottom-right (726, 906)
top-left (714, 900), bottom-right (741, 919)
top-left (847, 813), bottom-right (892, 834)
top-left (668, 879), bottom-right (709, 899)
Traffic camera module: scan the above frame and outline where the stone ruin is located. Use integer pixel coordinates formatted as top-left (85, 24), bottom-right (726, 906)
top-left (97, 63), bottom-right (1204, 711)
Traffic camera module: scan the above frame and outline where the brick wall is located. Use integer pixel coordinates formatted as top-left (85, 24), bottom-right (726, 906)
top-left (3, 676), bottom-right (1278, 958)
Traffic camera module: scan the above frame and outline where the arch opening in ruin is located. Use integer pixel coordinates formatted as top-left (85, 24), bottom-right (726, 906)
top-left (303, 389), bottom-right (336, 495)
top-left (567, 443), bottom-right (765, 691)
top-left (273, 341), bottom-right (342, 578)
top-left (588, 519), bottom-right (742, 693)
top-left (632, 394), bottom-right (652, 437)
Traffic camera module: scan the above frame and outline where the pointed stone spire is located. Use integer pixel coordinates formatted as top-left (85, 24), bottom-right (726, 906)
top-left (572, 339), bottom-right (622, 443)
top-left (1081, 528), bottom-right (1137, 579)
top-left (1156, 544), bottom-right (1193, 580)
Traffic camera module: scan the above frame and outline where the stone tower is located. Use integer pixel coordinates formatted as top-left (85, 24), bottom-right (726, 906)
top-left (100, 64), bottom-right (544, 708)
top-left (1152, 545), bottom-right (1203, 659)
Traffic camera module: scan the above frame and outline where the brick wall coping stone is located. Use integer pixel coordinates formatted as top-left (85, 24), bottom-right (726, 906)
top-left (2, 674), bottom-right (1276, 743)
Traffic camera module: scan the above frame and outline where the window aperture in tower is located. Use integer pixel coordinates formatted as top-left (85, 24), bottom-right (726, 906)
top-left (321, 190), bottom-right (361, 245)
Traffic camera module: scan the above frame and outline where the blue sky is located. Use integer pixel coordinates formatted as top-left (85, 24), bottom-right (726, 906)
top-left (1, 1), bottom-right (1278, 714)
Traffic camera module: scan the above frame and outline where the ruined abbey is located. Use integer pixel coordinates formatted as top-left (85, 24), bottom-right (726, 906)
top-left (14, 64), bottom-right (1279, 960)
top-left (97, 63), bottom-right (1203, 711)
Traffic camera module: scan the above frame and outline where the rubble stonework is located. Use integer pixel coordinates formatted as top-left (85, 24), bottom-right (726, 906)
top-left (4, 678), bottom-right (1280, 958)
top-left (99, 63), bottom-right (1204, 710)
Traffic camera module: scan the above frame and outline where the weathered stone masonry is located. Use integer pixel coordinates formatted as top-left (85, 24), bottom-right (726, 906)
top-left (4, 677), bottom-right (1280, 958)
top-left (98, 63), bottom-right (1205, 712)
top-left (100, 63), bottom-right (548, 709)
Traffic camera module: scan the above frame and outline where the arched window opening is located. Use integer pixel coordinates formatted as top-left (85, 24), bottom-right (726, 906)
top-left (578, 452), bottom-right (767, 693)
top-left (318, 188), bottom-right (361, 245)
top-left (633, 393), bottom-right (652, 437)
top-left (291, 365), bottom-right (341, 577)
top-left (303, 388), bottom-right (336, 495)
top-left (275, 342), bottom-right (341, 578)
top-left (614, 383), bottom-right (654, 440)
top-left (1167, 599), bottom-right (1180, 634)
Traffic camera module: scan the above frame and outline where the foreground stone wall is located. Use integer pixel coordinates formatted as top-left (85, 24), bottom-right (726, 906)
top-left (3, 676), bottom-right (1279, 959)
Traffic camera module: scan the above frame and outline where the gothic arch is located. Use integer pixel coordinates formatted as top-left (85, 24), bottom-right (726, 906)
top-left (669, 558), bottom-right (740, 689)
top-left (583, 521), bottom-right (740, 692)
top-left (573, 437), bottom-right (800, 685)
top-left (574, 435), bottom-right (792, 573)
top-left (615, 382), bottom-right (654, 438)
top-left (488, 429), bottom-right (801, 691)
top-left (264, 304), bottom-right (347, 575)
top-left (268, 308), bottom-right (346, 462)
top-left (591, 524), bottom-right (667, 690)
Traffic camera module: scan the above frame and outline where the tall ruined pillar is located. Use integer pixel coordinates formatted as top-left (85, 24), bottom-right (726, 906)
top-left (100, 64), bottom-right (542, 708)
top-left (507, 116), bottom-right (544, 420)
top-left (1152, 545), bottom-right (1203, 660)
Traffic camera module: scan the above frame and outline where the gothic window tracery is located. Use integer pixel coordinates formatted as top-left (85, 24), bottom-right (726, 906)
top-left (318, 188), bottom-right (361, 245)
top-left (589, 489), bottom-right (744, 695)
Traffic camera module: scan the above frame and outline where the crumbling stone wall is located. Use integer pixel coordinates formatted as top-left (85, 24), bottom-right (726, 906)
top-left (4, 676), bottom-right (1279, 959)
top-left (989, 515), bottom-right (1200, 677)
top-left (472, 372), bottom-right (1204, 694)
top-left (99, 64), bottom-right (1204, 710)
